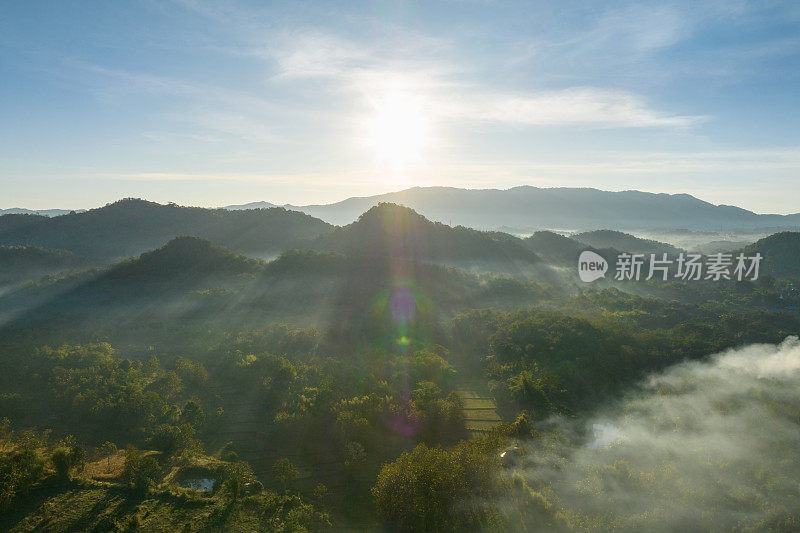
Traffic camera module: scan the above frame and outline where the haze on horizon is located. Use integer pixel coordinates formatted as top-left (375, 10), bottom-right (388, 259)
top-left (2, 1), bottom-right (799, 213)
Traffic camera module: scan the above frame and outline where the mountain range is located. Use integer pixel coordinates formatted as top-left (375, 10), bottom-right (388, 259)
top-left (10, 187), bottom-right (800, 233)
top-left (0, 199), bottom-right (332, 262)
top-left (3, 198), bottom-right (797, 283)
top-left (226, 186), bottom-right (800, 231)
top-left (1, 199), bottom-right (799, 345)
top-left (0, 207), bottom-right (82, 217)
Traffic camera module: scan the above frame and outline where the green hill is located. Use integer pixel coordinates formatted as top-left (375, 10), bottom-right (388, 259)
top-left (743, 231), bottom-right (800, 279)
top-left (0, 236), bottom-right (555, 347)
top-left (523, 231), bottom-right (588, 264)
top-left (311, 203), bottom-right (540, 272)
top-left (106, 236), bottom-right (264, 282)
top-left (572, 229), bottom-right (682, 255)
top-left (0, 237), bottom-right (265, 336)
top-left (0, 199), bottom-right (333, 262)
top-left (0, 245), bottom-right (82, 286)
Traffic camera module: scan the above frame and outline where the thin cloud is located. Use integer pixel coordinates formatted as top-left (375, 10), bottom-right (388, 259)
top-left (269, 31), bottom-right (703, 129)
top-left (436, 87), bottom-right (704, 128)
top-left (431, 146), bottom-right (800, 175)
top-left (272, 32), bottom-right (377, 80)
top-left (63, 59), bottom-right (287, 145)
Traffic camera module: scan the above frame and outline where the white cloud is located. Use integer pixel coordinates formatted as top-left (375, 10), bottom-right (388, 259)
top-left (436, 87), bottom-right (703, 128)
top-left (272, 32), bottom-right (376, 80)
top-left (267, 32), bottom-right (702, 129)
top-left (575, 5), bottom-right (688, 56)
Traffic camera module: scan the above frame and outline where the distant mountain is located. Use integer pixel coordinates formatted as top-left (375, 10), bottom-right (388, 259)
top-left (242, 186), bottom-right (800, 231)
top-left (0, 199), bottom-right (333, 262)
top-left (0, 207), bottom-right (81, 217)
top-left (223, 201), bottom-right (278, 210)
top-left (743, 232), bottom-right (800, 279)
top-left (572, 230), bottom-right (682, 255)
top-left (310, 203), bottom-right (541, 273)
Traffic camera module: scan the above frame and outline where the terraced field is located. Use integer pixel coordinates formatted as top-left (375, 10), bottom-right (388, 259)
top-left (456, 386), bottom-right (502, 433)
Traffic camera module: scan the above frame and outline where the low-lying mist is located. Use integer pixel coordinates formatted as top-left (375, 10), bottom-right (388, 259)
top-left (509, 337), bottom-right (800, 531)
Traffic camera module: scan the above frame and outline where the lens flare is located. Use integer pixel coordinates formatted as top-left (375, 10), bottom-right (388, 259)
top-left (390, 285), bottom-right (416, 322)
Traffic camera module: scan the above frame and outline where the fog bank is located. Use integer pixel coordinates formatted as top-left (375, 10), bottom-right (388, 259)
top-left (510, 337), bottom-right (800, 531)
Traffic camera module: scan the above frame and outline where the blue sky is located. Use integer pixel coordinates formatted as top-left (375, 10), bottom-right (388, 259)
top-left (1, 1), bottom-right (799, 213)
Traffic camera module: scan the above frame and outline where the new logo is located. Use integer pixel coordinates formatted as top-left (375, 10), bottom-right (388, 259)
top-left (578, 250), bottom-right (608, 282)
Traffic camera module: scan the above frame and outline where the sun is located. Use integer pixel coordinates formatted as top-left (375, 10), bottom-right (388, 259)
top-left (363, 91), bottom-right (430, 169)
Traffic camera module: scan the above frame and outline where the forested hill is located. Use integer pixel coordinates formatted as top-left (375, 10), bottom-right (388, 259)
top-left (0, 236), bottom-right (555, 347)
top-left (523, 231), bottom-right (589, 264)
top-left (310, 203), bottom-right (541, 269)
top-left (572, 229), bottom-right (682, 255)
top-left (744, 231), bottom-right (800, 279)
top-left (104, 236), bottom-right (265, 281)
top-left (0, 237), bottom-right (268, 334)
top-left (0, 199), bottom-right (333, 262)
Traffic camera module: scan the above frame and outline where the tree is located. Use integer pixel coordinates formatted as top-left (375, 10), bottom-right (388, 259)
top-left (122, 445), bottom-right (161, 494)
top-left (313, 483), bottom-right (328, 507)
top-left (344, 441), bottom-right (366, 467)
top-left (121, 445), bottom-right (142, 486)
top-left (147, 423), bottom-right (195, 456)
top-left (180, 400), bottom-right (206, 429)
top-left (51, 445), bottom-right (85, 480)
top-left (145, 355), bottom-right (160, 375)
top-left (272, 458), bottom-right (298, 493)
top-left (0, 445), bottom-right (45, 510)
top-left (510, 411), bottom-right (533, 438)
top-left (220, 460), bottom-right (255, 500)
top-left (134, 456), bottom-right (161, 494)
top-left (51, 448), bottom-right (71, 479)
top-left (371, 438), bottom-right (500, 531)
top-left (70, 445), bottom-right (86, 475)
top-left (99, 441), bottom-right (117, 473)
top-left (174, 358), bottom-right (208, 385)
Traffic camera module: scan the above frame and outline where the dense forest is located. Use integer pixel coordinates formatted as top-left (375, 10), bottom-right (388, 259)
top-left (1, 201), bottom-right (799, 531)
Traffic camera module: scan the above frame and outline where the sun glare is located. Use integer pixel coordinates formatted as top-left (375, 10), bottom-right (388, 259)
top-left (364, 91), bottom-right (430, 169)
